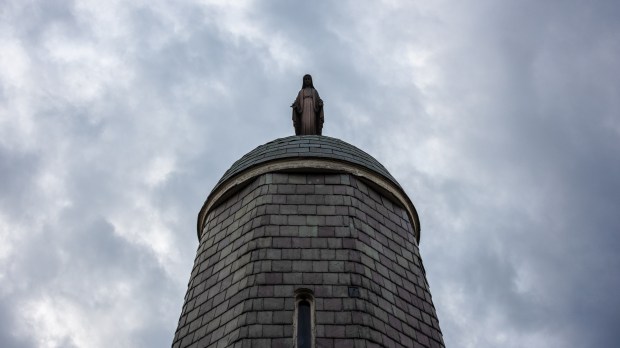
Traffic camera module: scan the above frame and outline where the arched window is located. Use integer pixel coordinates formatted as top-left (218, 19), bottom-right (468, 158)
top-left (294, 289), bottom-right (314, 348)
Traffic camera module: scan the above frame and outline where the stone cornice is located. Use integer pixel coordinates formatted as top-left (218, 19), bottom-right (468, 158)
top-left (198, 140), bottom-right (421, 243)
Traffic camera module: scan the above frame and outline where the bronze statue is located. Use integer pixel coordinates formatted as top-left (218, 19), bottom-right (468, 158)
top-left (291, 74), bottom-right (324, 135)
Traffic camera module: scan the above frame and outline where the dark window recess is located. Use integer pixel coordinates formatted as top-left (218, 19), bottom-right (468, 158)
top-left (348, 287), bottom-right (360, 298)
top-left (297, 300), bottom-right (312, 348)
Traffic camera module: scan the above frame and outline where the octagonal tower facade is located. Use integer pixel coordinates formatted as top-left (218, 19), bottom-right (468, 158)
top-left (173, 135), bottom-right (444, 348)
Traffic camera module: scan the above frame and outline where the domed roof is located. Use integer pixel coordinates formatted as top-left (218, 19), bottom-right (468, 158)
top-left (199, 135), bottom-right (420, 242)
top-left (212, 135), bottom-right (401, 193)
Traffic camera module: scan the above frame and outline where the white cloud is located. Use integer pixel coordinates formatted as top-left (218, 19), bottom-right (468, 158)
top-left (1, 0), bottom-right (619, 347)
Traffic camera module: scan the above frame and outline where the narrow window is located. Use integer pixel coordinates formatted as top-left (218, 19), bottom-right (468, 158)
top-left (295, 289), bottom-right (314, 348)
top-left (297, 300), bottom-right (311, 348)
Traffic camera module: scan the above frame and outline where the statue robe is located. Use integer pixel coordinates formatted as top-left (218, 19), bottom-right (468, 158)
top-left (292, 87), bottom-right (324, 135)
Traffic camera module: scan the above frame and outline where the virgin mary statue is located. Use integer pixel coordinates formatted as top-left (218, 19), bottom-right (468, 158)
top-left (291, 74), bottom-right (324, 135)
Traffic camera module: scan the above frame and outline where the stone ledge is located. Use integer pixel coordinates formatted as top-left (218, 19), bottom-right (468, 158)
top-left (214, 136), bottom-right (399, 191)
top-left (197, 158), bottom-right (421, 243)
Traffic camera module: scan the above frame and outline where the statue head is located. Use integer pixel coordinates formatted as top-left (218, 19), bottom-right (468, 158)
top-left (302, 74), bottom-right (314, 88)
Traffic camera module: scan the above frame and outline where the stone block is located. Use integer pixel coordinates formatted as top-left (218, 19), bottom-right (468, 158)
top-left (292, 260), bottom-right (313, 272)
top-left (311, 238), bottom-right (328, 248)
top-left (302, 273), bottom-right (323, 284)
top-left (318, 226), bottom-right (335, 237)
top-left (325, 325), bottom-right (346, 338)
top-left (263, 298), bottom-right (284, 310)
top-left (297, 205), bottom-right (317, 214)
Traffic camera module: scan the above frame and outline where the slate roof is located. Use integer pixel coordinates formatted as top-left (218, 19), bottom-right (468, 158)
top-left (212, 135), bottom-right (402, 195)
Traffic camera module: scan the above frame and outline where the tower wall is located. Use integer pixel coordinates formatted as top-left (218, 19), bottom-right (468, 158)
top-left (173, 170), bottom-right (444, 347)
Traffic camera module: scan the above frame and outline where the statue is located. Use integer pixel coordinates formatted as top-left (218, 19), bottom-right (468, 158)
top-left (291, 74), bottom-right (324, 135)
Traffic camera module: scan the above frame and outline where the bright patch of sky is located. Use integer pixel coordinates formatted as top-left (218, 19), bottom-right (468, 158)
top-left (1, 0), bottom-right (619, 347)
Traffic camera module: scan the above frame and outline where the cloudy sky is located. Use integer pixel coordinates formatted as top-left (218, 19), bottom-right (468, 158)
top-left (1, 0), bottom-right (619, 347)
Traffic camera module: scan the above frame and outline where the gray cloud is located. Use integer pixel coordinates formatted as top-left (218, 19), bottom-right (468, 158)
top-left (1, 0), bottom-right (619, 347)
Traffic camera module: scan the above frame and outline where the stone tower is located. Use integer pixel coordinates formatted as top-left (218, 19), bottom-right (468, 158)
top-left (172, 135), bottom-right (444, 348)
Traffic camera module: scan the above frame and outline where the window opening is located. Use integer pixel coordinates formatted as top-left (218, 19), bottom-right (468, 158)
top-left (297, 300), bottom-right (311, 348)
top-left (295, 288), bottom-right (314, 348)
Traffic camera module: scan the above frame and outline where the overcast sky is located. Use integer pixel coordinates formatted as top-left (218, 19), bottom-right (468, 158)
top-left (1, 1), bottom-right (619, 347)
